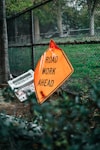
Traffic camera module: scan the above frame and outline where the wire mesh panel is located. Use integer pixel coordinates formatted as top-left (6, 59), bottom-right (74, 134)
top-left (7, 0), bottom-right (100, 76)
top-left (8, 47), bottom-right (32, 76)
top-left (34, 45), bottom-right (48, 68)
top-left (7, 12), bottom-right (31, 45)
top-left (7, 10), bottom-right (33, 75)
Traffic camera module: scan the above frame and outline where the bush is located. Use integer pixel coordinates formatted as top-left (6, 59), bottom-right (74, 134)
top-left (0, 81), bottom-right (100, 150)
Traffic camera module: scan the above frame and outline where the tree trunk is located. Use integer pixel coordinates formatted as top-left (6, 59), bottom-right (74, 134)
top-left (34, 15), bottom-right (40, 42)
top-left (87, 0), bottom-right (95, 36)
top-left (56, 0), bottom-right (63, 37)
top-left (89, 11), bottom-right (95, 36)
top-left (0, 0), bottom-right (10, 84)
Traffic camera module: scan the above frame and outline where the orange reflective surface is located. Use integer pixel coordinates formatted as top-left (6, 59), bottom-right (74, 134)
top-left (34, 40), bottom-right (74, 104)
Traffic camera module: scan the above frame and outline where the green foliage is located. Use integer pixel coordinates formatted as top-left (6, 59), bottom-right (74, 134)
top-left (6, 0), bottom-right (33, 15)
top-left (0, 81), bottom-right (100, 149)
top-left (30, 81), bottom-right (100, 150)
top-left (0, 111), bottom-right (42, 150)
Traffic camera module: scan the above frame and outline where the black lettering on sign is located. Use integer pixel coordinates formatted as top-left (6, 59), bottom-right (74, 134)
top-left (38, 79), bottom-right (54, 87)
top-left (45, 56), bottom-right (58, 63)
top-left (42, 68), bottom-right (56, 75)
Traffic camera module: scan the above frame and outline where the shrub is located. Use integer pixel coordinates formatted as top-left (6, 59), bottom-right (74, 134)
top-left (0, 81), bottom-right (100, 150)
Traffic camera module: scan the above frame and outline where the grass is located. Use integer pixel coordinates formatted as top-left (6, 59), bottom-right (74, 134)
top-left (34, 43), bottom-right (100, 92)
top-left (8, 43), bottom-right (100, 92)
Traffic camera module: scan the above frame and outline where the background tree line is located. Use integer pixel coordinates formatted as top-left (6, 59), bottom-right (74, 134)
top-left (6, 0), bottom-right (100, 39)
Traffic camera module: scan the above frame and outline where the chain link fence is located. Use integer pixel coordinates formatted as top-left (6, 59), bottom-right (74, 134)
top-left (7, 0), bottom-right (100, 76)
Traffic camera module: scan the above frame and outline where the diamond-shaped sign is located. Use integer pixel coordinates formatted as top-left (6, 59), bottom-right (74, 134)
top-left (34, 40), bottom-right (74, 104)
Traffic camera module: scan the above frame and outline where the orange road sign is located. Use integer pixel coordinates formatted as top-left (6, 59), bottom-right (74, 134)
top-left (34, 40), bottom-right (74, 104)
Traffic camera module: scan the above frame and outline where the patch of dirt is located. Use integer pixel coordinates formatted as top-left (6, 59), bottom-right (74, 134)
top-left (0, 88), bottom-right (33, 120)
top-left (0, 101), bottom-right (31, 117)
top-left (0, 86), bottom-right (78, 120)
